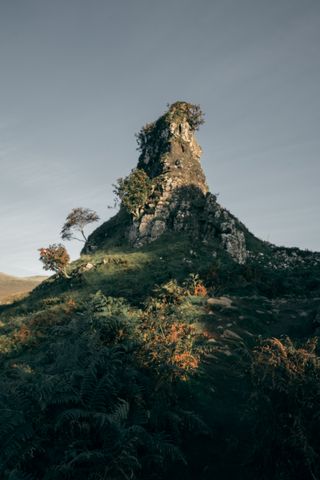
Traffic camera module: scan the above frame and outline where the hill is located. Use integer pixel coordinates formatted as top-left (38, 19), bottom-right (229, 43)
top-left (0, 102), bottom-right (319, 480)
top-left (0, 272), bottom-right (47, 304)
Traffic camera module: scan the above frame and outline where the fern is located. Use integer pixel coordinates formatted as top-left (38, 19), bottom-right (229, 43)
top-left (107, 399), bottom-right (129, 426)
top-left (0, 286), bottom-right (211, 479)
top-left (8, 471), bottom-right (36, 480)
top-left (80, 367), bottom-right (98, 407)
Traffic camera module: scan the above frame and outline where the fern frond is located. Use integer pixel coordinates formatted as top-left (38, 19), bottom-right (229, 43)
top-left (2, 421), bottom-right (34, 458)
top-left (54, 408), bottom-right (92, 430)
top-left (107, 399), bottom-right (129, 426)
top-left (180, 409), bottom-right (211, 435)
top-left (80, 368), bottom-right (97, 407)
top-left (8, 470), bottom-right (36, 480)
top-left (88, 375), bottom-right (113, 412)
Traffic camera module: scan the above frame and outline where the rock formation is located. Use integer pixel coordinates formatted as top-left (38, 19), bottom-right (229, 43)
top-left (86, 101), bottom-right (253, 263)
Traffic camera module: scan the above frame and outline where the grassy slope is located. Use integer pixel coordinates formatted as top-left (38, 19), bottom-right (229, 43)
top-left (0, 235), bottom-right (319, 479)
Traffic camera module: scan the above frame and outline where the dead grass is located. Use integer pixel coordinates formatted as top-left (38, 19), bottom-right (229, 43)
top-left (0, 273), bottom-right (46, 303)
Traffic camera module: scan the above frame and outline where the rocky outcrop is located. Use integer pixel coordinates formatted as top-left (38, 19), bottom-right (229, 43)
top-left (85, 102), bottom-right (250, 264)
top-left (132, 102), bottom-right (248, 263)
top-left (202, 193), bottom-right (248, 264)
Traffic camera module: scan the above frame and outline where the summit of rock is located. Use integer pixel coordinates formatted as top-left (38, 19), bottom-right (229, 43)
top-left (136, 101), bottom-right (208, 195)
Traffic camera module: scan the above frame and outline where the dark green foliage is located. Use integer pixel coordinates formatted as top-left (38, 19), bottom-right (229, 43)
top-left (0, 289), bottom-right (209, 480)
top-left (246, 338), bottom-right (320, 480)
top-left (1, 231), bottom-right (320, 480)
top-left (112, 168), bottom-right (164, 221)
top-left (2, 96), bottom-right (320, 480)
top-left (113, 169), bottom-right (154, 219)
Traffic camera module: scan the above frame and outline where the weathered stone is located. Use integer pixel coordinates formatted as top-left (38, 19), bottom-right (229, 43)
top-left (85, 102), bottom-right (251, 264)
top-left (150, 220), bottom-right (166, 240)
top-left (207, 297), bottom-right (233, 308)
top-left (223, 329), bottom-right (243, 341)
top-left (79, 262), bottom-right (94, 272)
top-left (121, 104), bottom-right (248, 263)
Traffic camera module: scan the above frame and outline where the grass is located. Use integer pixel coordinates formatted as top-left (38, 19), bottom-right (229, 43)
top-left (0, 232), bottom-right (319, 479)
top-left (22, 233), bottom-right (224, 309)
top-left (0, 273), bottom-right (46, 303)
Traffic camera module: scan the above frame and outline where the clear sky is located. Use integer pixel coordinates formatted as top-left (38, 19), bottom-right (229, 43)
top-left (0, 0), bottom-right (319, 276)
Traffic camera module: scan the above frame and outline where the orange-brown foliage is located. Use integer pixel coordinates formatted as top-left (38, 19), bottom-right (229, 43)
top-left (194, 283), bottom-right (207, 297)
top-left (172, 352), bottom-right (199, 370)
top-left (13, 324), bottom-right (32, 344)
top-left (63, 297), bottom-right (77, 313)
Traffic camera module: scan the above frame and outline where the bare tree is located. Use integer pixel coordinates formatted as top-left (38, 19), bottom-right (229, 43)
top-left (61, 207), bottom-right (99, 243)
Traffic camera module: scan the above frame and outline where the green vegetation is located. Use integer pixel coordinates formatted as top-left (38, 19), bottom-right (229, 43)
top-left (247, 337), bottom-right (320, 479)
top-left (113, 169), bottom-right (162, 219)
top-left (0, 231), bottom-right (319, 479)
top-left (0, 269), bottom-right (211, 479)
top-left (1, 101), bottom-right (319, 479)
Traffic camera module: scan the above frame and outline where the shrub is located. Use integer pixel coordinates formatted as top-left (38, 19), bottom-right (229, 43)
top-left (184, 274), bottom-right (207, 297)
top-left (113, 168), bottom-right (153, 219)
top-left (39, 244), bottom-right (70, 278)
top-left (166, 101), bottom-right (205, 131)
top-left (248, 337), bottom-right (320, 479)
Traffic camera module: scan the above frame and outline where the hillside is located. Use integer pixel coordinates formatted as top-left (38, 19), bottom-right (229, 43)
top-left (0, 102), bottom-right (319, 480)
top-left (0, 273), bottom-right (46, 304)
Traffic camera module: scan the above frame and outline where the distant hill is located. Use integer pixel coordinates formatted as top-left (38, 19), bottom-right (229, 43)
top-left (0, 272), bottom-right (47, 303)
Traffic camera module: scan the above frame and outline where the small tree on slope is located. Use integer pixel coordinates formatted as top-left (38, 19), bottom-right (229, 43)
top-left (61, 207), bottom-right (99, 243)
top-left (39, 244), bottom-right (70, 278)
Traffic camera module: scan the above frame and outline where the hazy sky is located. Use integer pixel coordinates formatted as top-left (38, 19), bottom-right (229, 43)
top-left (0, 0), bottom-right (319, 276)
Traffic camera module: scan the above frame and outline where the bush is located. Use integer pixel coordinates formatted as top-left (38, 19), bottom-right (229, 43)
top-left (39, 244), bottom-right (70, 278)
top-left (247, 337), bottom-right (320, 479)
top-left (166, 101), bottom-right (205, 131)
top-left (113, 168), bottom-right (153, 219)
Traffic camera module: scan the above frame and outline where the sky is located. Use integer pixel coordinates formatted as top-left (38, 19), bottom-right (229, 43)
top-left (0, 0), bottom-right (319, 276)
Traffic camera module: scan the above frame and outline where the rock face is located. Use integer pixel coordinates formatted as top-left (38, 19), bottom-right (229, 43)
top-left (130, 102), bottom-right (248, 263)
top-left (129, 106), bottom-right (207, 246)
top-left (203, 196), bottom-right (248, 264)
top-left (86, 102), bottom-right (250, 264)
